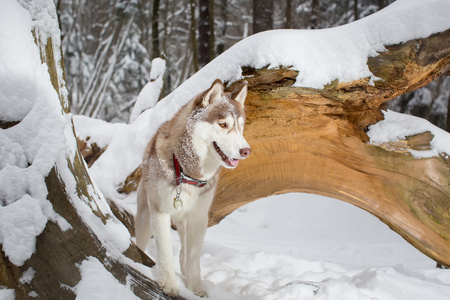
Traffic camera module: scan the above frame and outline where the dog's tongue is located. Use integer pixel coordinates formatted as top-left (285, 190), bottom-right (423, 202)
top-left (229, 159), bottom-right (239, 167)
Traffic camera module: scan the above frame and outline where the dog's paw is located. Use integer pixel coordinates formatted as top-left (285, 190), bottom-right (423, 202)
top-left (186, 282), bottom-right (208, 298)
top-left (193, 289), bottom-right (208, 298)
top-left (159, 279), bottom-right (179, 297)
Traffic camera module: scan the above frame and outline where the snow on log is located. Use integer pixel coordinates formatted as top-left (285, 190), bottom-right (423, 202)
top-left (109, 2), bottom-right (450, 268)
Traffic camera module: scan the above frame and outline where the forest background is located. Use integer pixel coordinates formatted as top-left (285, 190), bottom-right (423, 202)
top-left (57, 0), bottom-right (450, 130)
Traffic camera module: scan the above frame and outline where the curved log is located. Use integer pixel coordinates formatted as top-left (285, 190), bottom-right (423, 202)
top-left (92, 29), bottom-right (450, 267)
top-left (210, 29), bottom-right (450, 267)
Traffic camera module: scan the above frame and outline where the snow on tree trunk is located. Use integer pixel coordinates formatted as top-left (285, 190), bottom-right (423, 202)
top-left (129, 58), bottom-right (166, 123)
top-left (0, 1), bottom-right (182, 299)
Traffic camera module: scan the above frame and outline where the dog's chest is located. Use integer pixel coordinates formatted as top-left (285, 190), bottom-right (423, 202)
top-left (155, 179), bottom-right (214, 214)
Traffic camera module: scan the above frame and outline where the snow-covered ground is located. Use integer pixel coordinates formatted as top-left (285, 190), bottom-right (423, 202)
top-left (146, 192), bottom-right (449, 300)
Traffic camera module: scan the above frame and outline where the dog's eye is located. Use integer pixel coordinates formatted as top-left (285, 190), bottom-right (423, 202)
top-left (218, 123), bottom-right (227, 129)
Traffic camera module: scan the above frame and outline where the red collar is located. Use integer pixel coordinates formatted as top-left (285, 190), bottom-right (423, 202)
top-left (173, 154), bottom-right (207, 187)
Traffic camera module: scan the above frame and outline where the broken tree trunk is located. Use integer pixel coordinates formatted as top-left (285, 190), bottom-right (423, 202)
top-left (109, 28), bottom-right (450, 268)
top-left (0, 2), bottom-right (182, 299)
top-left (109, 29), bottom-right (450, 268)
top-left (211, 28), bottom-right (450, 267)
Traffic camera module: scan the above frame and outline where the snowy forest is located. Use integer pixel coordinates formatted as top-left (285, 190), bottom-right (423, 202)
top-left (2, 0), bottom-right (450, 299)
top-left (57, 0), bottom-right (449, 127)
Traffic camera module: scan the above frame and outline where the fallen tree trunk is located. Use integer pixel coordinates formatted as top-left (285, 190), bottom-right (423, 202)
top-left (211, 29), bottom-right (450, 267)
top-left (109, 29), bottom-right (450, 267)
top-left (83, 28), bottom-right (450, 269)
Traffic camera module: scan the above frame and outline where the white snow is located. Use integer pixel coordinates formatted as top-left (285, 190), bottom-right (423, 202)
top-left (0, 195), bottom-right (47, 266)
top-left (0, 0), bottom-right (69, 266)
top-left (0, 0), bottom-right (132, 272)
top-left (75, 257), bottom-right (140, 300)
top-left (19, 267), bottom-right (36, 285)
top-left (158, 0), bottom-right (450, 110)
top-left (197, 193), bottom-right (450, 299)
top-left (368, 110), bottom-right (450, 158)
top-left (130, 57), bottom-right (166, 125)
top-left (73, 115), bottom-right (127, 149)
top-left (0, 289), bottom-right (15, 300)
top-left (130, 192), bottom-right (450, 299)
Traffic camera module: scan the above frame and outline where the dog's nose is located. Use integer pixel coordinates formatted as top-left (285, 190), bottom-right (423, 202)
top-left (240, 147), bottom-right (251, 158)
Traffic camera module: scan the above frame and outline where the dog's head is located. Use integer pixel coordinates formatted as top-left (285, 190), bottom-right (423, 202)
top-left (190, 79), bottom-right (251, 169)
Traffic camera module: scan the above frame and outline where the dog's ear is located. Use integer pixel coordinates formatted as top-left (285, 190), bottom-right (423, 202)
top-left (233, 81), bottom-right (248, 106)
top-left (202, 79), bottom-right (223, 107)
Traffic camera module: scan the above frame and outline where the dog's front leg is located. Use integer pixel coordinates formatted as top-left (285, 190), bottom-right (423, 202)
top-left (151, 211), bottom-right (178, 296)
top-left (182, 211), bottom-right (208, 297)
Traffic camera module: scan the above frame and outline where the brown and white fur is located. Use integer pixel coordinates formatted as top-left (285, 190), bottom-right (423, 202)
top-left (135, 79), bottom-right (251, 297)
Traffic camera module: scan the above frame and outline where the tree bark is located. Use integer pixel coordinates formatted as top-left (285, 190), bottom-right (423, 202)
top-left (190, 0), bottom-right (200, 72)
top-left (198, 0), bottom-right (215, 68)
top-left (253, 0), bottom-right (273, 34)
top-left (285, 0), bottom-right (292, 29)
top-left (310, 0), bottom-right (319, 29)
top-left (151, 0), bottom-right (161, 59)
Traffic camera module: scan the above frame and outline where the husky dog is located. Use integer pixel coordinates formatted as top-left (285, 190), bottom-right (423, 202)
top-left (135, 79), bottom-right (251, 297)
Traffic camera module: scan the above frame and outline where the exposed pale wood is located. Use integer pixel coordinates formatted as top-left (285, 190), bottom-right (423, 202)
top-left (76, 137), bottom-right (107, 167)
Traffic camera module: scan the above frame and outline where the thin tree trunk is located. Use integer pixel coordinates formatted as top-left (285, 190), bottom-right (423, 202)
top-left (253, 0), bottom-right (273, 34)
top-left (208, 0), bottom-right (215, 60)
top-left (152, 0), bottom-right (160, 59)
top-left (286, 0), bottom-right (292, 28)
top-left (310, 0), bottom-right (319, 29)
top-left (190, 0), bottom-right (199, 72)
top-left (198, 0), bottom-right (212, 68)
top-left (217, 0), bottom-right (227, 55)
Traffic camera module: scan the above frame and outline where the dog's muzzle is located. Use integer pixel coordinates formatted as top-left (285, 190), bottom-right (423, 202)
top-left (213, 142), bottom-right (251, 168)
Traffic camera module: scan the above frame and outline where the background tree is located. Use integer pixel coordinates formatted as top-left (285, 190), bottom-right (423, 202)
top-left (151, 0), bottom-right (161, 59)
top-left (253, 0), bottom-right (274, 33)
top-left (198, 0), bottom-right (215, 67)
